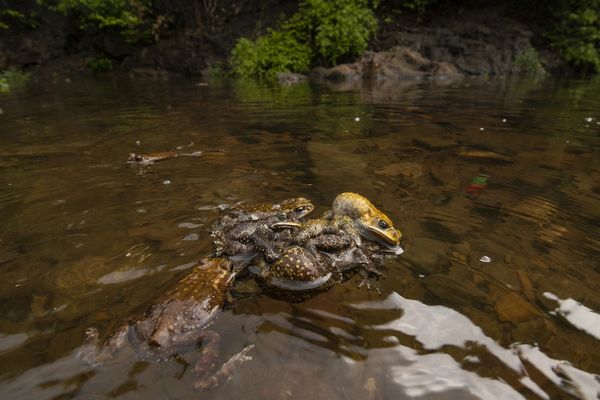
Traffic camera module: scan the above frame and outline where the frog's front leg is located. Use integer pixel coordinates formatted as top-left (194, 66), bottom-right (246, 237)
top-left (251, 225), bottom-right (284, 262)
top-left (193, 330), bottom-right (254, 391)
top-left (77, 325), bottom-right (130, 367)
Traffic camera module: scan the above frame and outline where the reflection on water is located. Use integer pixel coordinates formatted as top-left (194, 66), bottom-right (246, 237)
top-left (0, 75), bottom-right (599, 399)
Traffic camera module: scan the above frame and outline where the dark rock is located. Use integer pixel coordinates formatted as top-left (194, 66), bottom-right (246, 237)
top-left (311, 46), bottom-right (463, 84)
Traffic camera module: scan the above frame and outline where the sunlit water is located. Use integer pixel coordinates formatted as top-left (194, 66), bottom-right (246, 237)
top-left (0, 75), bottom-right (599, 399)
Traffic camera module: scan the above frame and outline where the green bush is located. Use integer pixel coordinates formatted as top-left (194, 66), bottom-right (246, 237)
top-left (86, 55), bottom-right (113, 73)
top-left (0, 69), bottom-right (31, 92)
top-left (515, 48), bottom-right (548, 76)
top-left (299, 0), bottom-right (378, 65)
top-left (548, 3), bottom-right (600, 74)
top-left (230, 0), bottom-right (378, 77)
top-left (50, 0), bottom-right (152, 42)
top-left (230, 29), bottom-right (313, 78)
top-left (0, 1), bottom-right (40, 30)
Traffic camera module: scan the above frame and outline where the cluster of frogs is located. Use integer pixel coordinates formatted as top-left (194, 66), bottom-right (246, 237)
top-left (211, 192), bottom-right (404, 294)
top-left (79, 193), bottom-right (403, 392)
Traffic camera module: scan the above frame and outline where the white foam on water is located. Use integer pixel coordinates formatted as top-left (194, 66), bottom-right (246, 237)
top-left (543, 292), bottom-right (600, 340)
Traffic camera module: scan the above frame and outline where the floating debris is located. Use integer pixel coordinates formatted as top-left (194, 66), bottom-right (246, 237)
top-left (479, 256), bottom-right (491, 263)
top-left (354, 117), bottom-right (360, 122)
top-left (135, 140), bottom-right (141, 146)
top-left (479, 127), bottom-right (485, 131)
top-left (584, 117), bottom-right (593, 122)
top-left (466, 173), bottom-right (489, 194)
top-left (502, 118), bottom-right (507, 123)
top-left (163, 180), bottom-right (171, 185)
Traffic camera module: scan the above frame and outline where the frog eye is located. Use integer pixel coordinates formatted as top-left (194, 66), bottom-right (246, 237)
top-left (294, 206), bottom-right (306, 213)
top-left (378, 219), bottom-right (389, 229)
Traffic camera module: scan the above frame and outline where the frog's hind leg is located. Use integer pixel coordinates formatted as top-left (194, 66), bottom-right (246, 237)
top-left (194, 341), bottom-right (254, 391)
top-left (77, 325), bottom-right (130, 367)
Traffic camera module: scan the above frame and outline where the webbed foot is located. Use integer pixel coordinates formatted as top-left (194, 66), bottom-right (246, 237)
top-left (358, 274), bottom-right (382, 296)
top-left (77, 326), bottom-right (129, 367)
top-left (194, 344), bottom-right (255, 391)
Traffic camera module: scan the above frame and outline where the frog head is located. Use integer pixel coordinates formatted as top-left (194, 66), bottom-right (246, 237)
top-left (278, 197), bottom-right (315, 220)
top-left (332, 192), bottom-right (402, 247)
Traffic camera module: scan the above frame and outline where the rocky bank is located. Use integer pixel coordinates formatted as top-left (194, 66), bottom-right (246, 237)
top-left (0, 3), bottom-right (567, 80)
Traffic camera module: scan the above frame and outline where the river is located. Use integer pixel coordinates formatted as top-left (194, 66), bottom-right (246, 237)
top-left (0, 75), bottom-right (598, 399)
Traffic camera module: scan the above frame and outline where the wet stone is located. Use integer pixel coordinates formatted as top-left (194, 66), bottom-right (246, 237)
top-left (494, 292), bottom-right (539, 323)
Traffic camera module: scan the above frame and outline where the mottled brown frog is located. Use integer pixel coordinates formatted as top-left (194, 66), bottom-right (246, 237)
top-left (78, 258), bottom-right (253, 391)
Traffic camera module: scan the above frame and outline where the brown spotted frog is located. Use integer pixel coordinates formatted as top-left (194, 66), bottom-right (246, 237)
top-left (78, 258), bottom-right (253, 391)
top-left (210, 197), bottom-right (314, 265)
top-left (127, 150), bottom-right (204, 164)
top-left (252, 192), bottom-right (403, 291)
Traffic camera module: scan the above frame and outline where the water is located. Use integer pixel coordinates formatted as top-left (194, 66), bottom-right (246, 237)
top-left (0, 75), bottom-right (598, 399)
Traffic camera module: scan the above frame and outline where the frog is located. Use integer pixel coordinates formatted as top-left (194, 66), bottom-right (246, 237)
top-left (78, 258), bottom-right (253, 391)
top-left (252, 192), bottom-right (404, 292)
top-left (127, 150), bottom-right (203, 164)
top-left (127, 151), bottom-right (179, 164)
top-left (210, 197), bottom-right (315, 266)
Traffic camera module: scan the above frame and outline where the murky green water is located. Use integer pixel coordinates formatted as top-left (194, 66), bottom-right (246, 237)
top-left (0, 75), bottom-right (598, 399)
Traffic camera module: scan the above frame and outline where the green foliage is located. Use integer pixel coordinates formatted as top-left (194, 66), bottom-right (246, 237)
top-left (297, 0), bottom-right (378, 65)
top-left (230, 0), bottom-right (378, 78)
top-left (230, 30), bottom-right (313, 78)
top-left (515, 48), bottom-right (548, 77)
top-left (0, 1), bottom-right (40, 30)
top-left (0, 69), bottom-right (31, 93)
top-left (50, 0), bottom-right (152, 42)
top-left (547, 2), bottom-right (600, 74)
top-left (397, 0), bottom-right (438, 16)
top-left (86, 55), bottom-right (113, 73)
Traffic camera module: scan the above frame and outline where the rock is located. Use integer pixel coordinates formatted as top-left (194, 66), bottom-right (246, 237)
top-left (310, 63), bottom-right (363, 82)
top-left (362, 47), bottom-right (463, 82)
top-left (494, 292), bottom-right (538, 323)
top-left (309, 46), bottom-right (464, 84)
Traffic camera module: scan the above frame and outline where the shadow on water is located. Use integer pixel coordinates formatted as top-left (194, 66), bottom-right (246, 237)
top-left (0, 75), bottom-right (598, 399)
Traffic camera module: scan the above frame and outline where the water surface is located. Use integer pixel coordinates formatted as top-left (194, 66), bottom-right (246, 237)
top-left (0, 75), bottom-right (599, 399)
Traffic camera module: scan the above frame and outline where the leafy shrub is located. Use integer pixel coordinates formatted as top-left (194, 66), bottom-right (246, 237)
top-left (0, 1), bottom-right (39, 30)
top-left (396, 0), bottom-right (438, 16)
top-left (230, 0), bottom-right (378, 77)
top-left (230, 30), bottom-right (313, 78)
top-left (515, 48), bottom-right (548, 76)
top-left (548, 3), bottom-right (600, 74)
top-left (86, 55), bottom-right (113, 73)
top-left (0, 69), bottom-right (31, 92)
top-left (50, 0), bottom-right (153, 42)
top-left (298, 0), bottom-right (378, 65)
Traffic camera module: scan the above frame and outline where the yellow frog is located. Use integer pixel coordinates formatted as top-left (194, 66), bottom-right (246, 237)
top-left (254, 193), bottom-right (403, 291)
